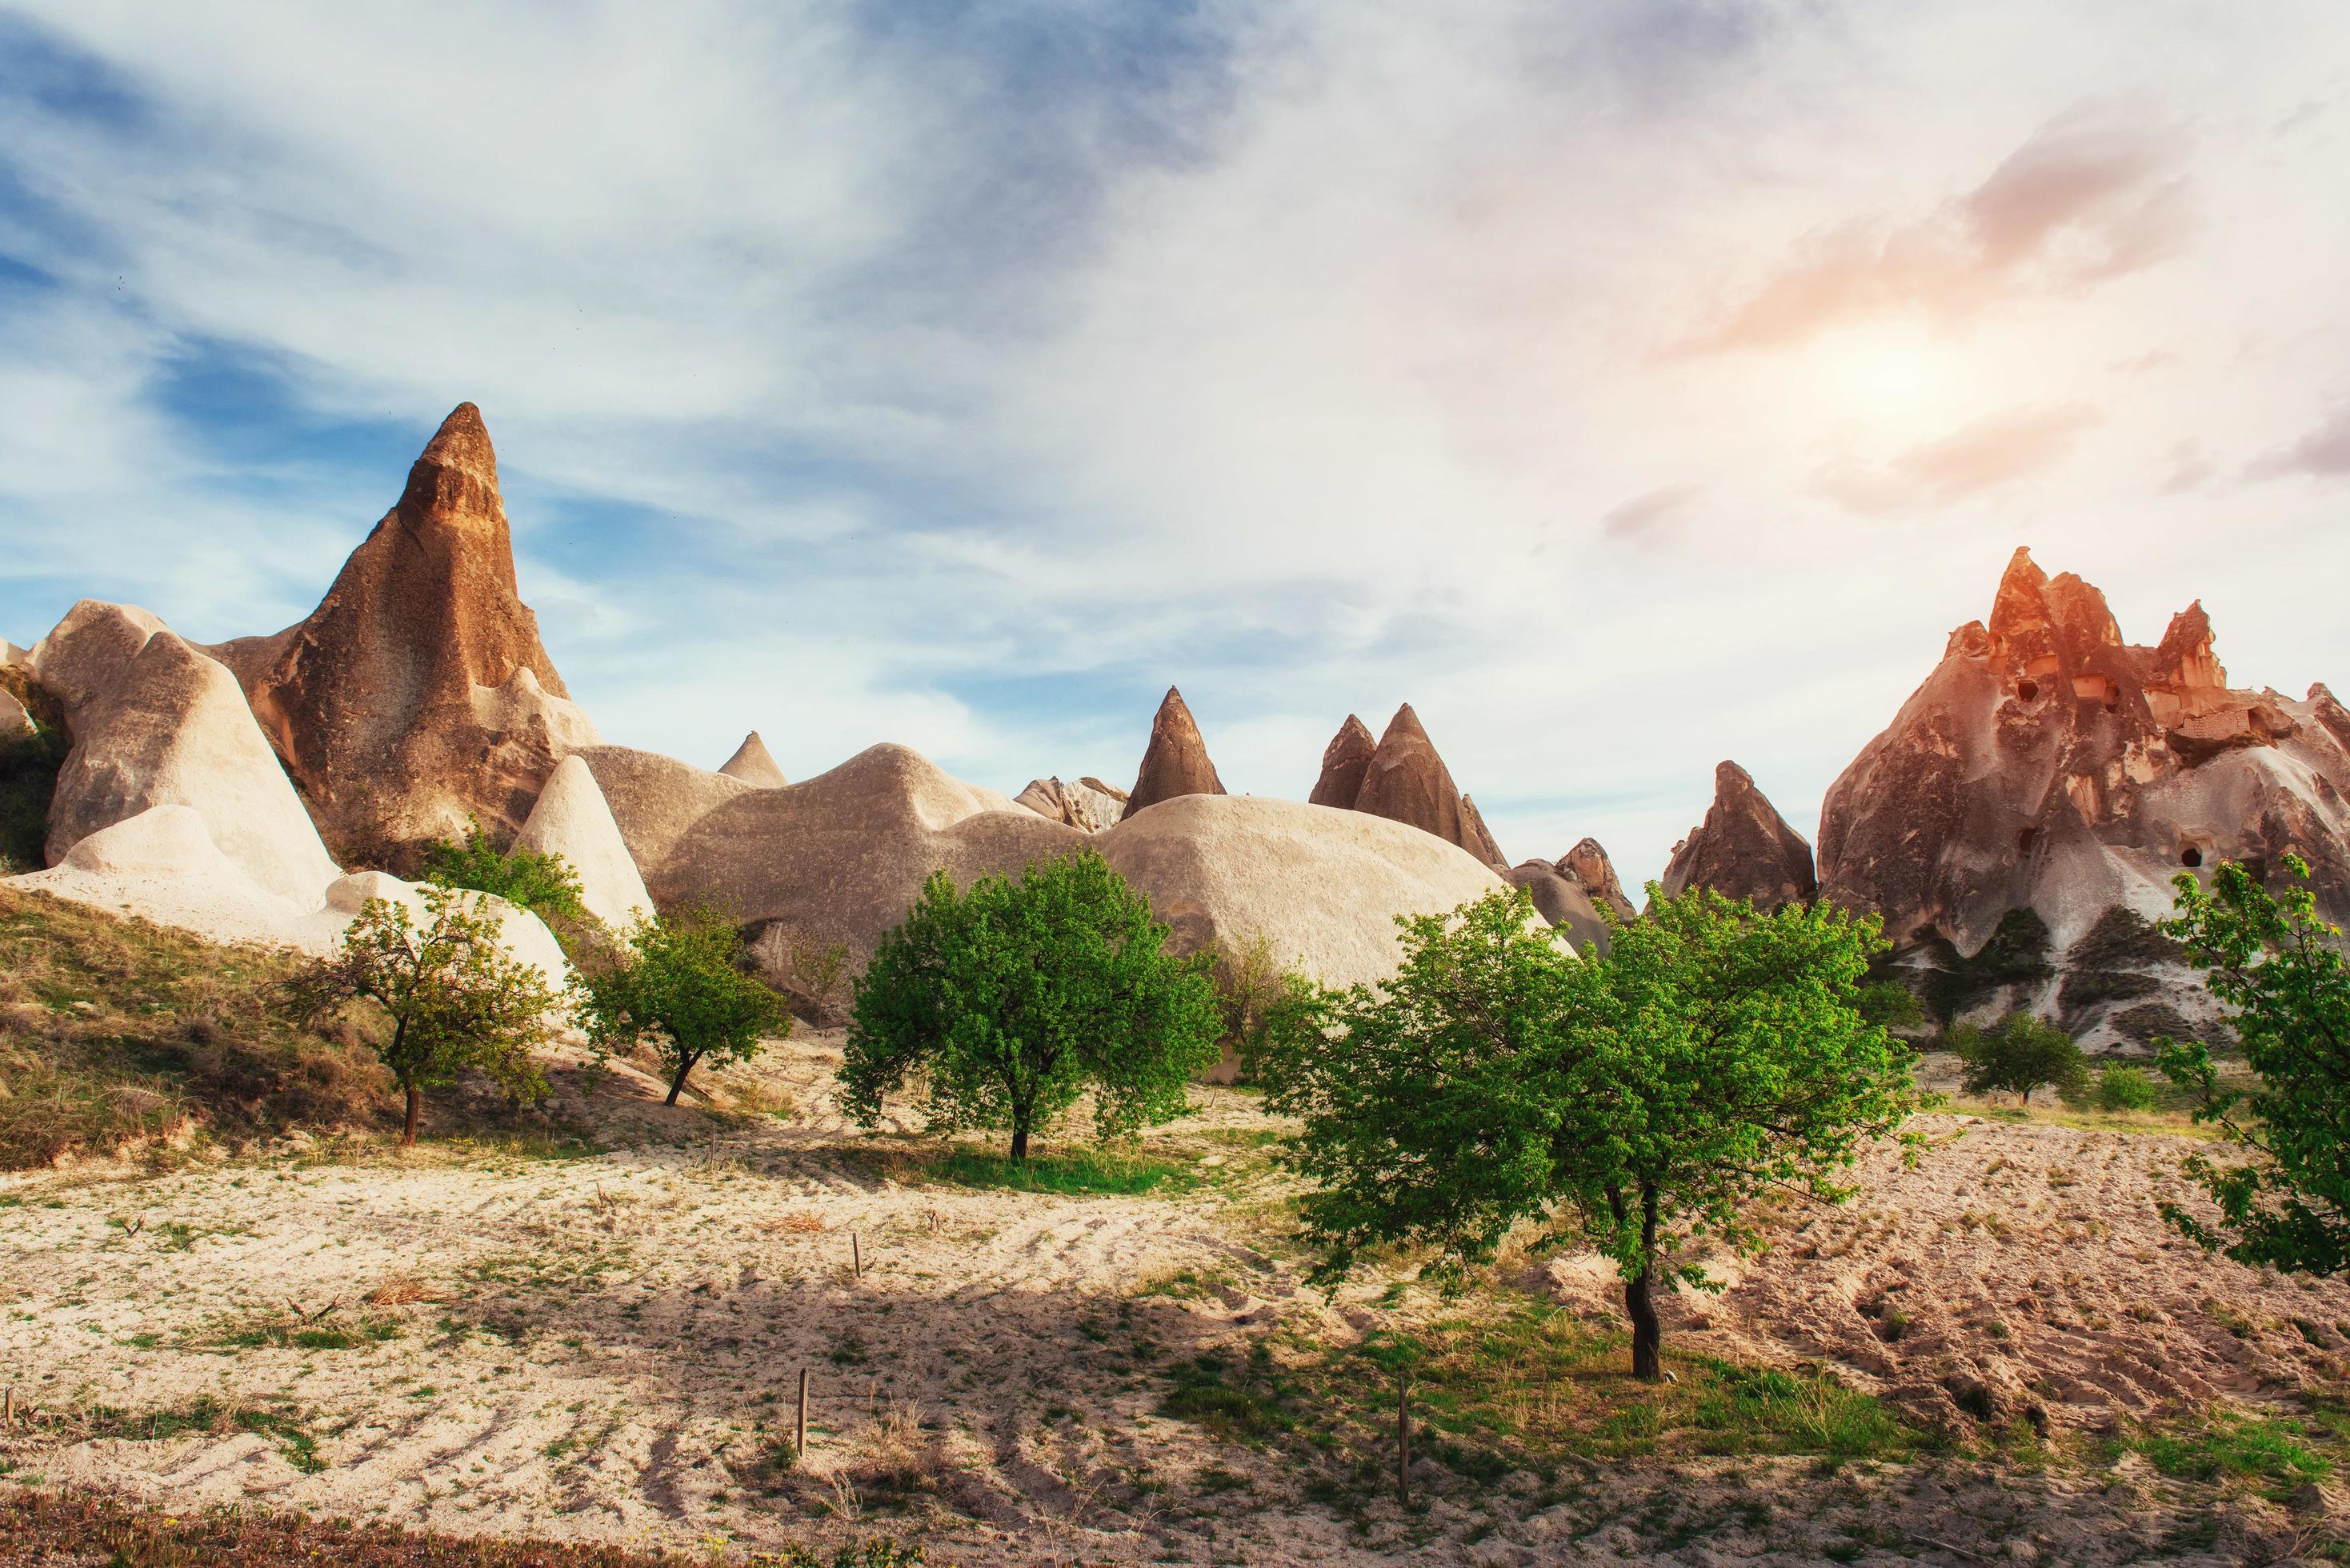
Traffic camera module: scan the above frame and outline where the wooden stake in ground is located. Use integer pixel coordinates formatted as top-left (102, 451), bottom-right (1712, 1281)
top-left (1397, 1371), bottom-right (1411, 1505)
top-left (852, 1231), bottom-right (862, 1280)
top-left (795, 1368), bottom-right (810, 1458)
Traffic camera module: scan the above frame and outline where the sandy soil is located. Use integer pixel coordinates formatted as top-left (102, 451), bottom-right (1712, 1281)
top-left (5, 1038), bottom-right (2348, 1566)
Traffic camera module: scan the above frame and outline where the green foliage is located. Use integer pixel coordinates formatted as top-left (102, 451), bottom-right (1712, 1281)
top-left (1261, 885), bottom-right (1916, 1376)
top-left (1950, 1013), bottom-right (2088, 1106)
top-left (299, 886), bottom-right (561, 1143)
top-left (577, 907), bottom-right (785, 1106)
top-left (1856, 978), bottom-right (1924, 1032)
top-left (419, 816), bottom-right (587, 925)
top-left (842, 851), bottom-right (1220, 1159)
top-left (927, 1144), bottom-right (1201, 1196)
top-left (2092, 1063), bottom-right (2159, 1113)
top-left (2156, 854), bottom-right (2350, 1276)
top-left (0, 670), bottom-right (68, 874)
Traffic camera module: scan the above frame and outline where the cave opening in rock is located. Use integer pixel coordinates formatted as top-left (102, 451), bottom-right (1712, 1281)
top-left (2017, 680), bottom-right (2040, 702)
top-left (2018, 827), bottom-right (2038, 854)
top-left (2181, 847), bottom-right (2203, 867)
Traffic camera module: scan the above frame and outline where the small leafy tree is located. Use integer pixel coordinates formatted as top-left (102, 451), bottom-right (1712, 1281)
top-left (578, 908), bottom-right (787, 1106)
top-left (299, 886), bottom-right (561, 1143)
top-left (1856, 978), bottom-right (1925, 1033)
top-left (2092, 1062), bottom-right (2159, 1113)
top-left (1949, 1012), bottom-right (2087, 1106)
top-left (2157, 854), bottom-right (2350, 1275)
top-left (842, 851), bottom-right (1220, 1159)
top-left (1262, 886), bottom-right (1916, 1378)
top-left (420, 815), bottom-right (587, 925)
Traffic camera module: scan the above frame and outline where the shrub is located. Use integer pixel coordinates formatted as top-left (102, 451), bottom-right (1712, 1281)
top-left (577, 907), bottom-right (786, 1106)
top-left (1949, 1012), bottom-right (2088, 1106)
top-left (297, 886), bottom-right (562, 1143)
top-left (2092, 1063), bottom-right (2159, 1113)
top-left (0, 670), bottom-right (68, 875)
top-left (418, 816), bottom-right (587, 926)
top-left (842, 851), bottom-right (1220, 1159)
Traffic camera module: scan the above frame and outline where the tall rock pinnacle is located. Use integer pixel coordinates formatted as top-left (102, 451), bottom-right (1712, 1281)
top-left (1307, 714), bottom-right (1377, 809)
top-left (229, 402), bottom-right (599, 868)
top-left (1659, 760), bottom-right (1818, 912)
top-left (1345, 703), bottom-right (1508, 873)
top-left (1121, 687), bottom-right (1227, 820)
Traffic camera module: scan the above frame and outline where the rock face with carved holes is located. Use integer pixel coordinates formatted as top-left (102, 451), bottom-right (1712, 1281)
top-left (207, 403), bottom-right (598, 871)
top-left (1817, 546), bottom-right (2350, 1046)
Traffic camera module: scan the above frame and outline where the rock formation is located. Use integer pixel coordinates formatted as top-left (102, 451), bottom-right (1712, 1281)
top-left (1121, 687), bottom-right (1225, 820)
top-left (1307, 715), bottom-right (1377, 808)
top-left (1014, 775), bottom-right (1128, 833)
top-left (213, 403), bottom-right (599, 870)
top-left (1095, 794), bottom-right (1511, 991)
top-left (718, 732), bottom-right (786, 788)
top-left (1561, 837), bottom-right (1637, 921)
top-left (1817, 547), bottom-right (2350, 1044)
top-left (1339, 704), bottom-right (1509, 872)
top-left (29, 600), bottom-right (342, 906)
top-left (1659, 761), bottom-right (1818, 913)
top-left (574, 746), bottom-right (755, 882)
top-left (512, 754), bottom-right (655, 931)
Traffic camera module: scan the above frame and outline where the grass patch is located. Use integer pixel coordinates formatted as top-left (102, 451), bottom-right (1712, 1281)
top-left (2118, 1409), bottom-right (2334, 1495)
top-left (925, 1143), bottom-right (1204, 1196)
top-left (215, 1311), bottom-right (405, 1352)
top-left (1160, 1353), bottom-right (1294, 1443)
top-left (80, 1397), bottom-right (327, 1474)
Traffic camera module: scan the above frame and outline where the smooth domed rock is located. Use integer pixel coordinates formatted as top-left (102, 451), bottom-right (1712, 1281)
top-left (218, 403), bottom-right (599, 870)
top-left (718, 731), bottom-right (787, 788)
top-left (1507, 859), bottom-right (1612, 954)
top-left (1307, 714), bottom-right (1377, 808)
top-left (1659, 761), bottom-right (1817, 913)
top-left (1014, 775), bottom-right (1127, 834)
top-left (1559, 837), bottom-right (1636, 922)
top-left (1349, 704), bottom-right (1508, 872)
top-left (513, 754), bottom-right (654, 930)
top-left (574, 745), bottom-right (755, 886)
top-left (1095, 794), bottom-right (1510, 990)
top-left (29, 601), bottom-right (342, 906)
top-left (1121, 687), bottom-right (1226, 820)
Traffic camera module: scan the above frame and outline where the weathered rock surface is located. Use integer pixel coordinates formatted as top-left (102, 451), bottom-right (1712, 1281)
top-left (1121, 687), bottom-right (1226, 820)
top-left (0, 686), bottom-right (28, 736)
top-left (29, 600), bottom-right (342, 906)
top-left (512, 754), bottom-right (654, 931)
top-left (1818, 547), bottom-right (2350, 1043)
top-left (1096, 794), bottom-right (1510, 990)
top-left (1506, 859), bottom-right (1612, 954)
top-left (1307, 714), bottom-right (1377, 808)
top-left (574, 746), bottom-right (754, 888)
top-left (717, 732), bottom-right (786, 788)
top-left (1659, 761), bottom-right (1818, 913)
top-left (1014, 775), bottom-right (1128, 833)
top-left (1342, 704), bottom-right (1509, 872)
top-left (214, 403), bottom-right (599, 870)
top-left (1561, 837), bottom-right (1637, 921)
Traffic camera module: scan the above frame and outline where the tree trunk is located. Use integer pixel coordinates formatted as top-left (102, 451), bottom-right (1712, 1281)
top-left (1627, 1182), bottom-right (1663, 1379)
top-left (1010, 1126), bottom-right (1029, 1162)
top-left (402, 1085), bottom-right (422, 1146)
top-left (666, 1051), bottom-right (700, 1107)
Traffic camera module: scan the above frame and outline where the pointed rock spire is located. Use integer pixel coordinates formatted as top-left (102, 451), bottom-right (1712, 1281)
top-left (1987, 546), bottom-right (2053, 643)
top-left (1121, 687), bottom-right (1226, 820)
top-left (1308, 714), bottom-right (1377, 808)
top-left (514, 754), bottom-right (653, 931)
top-left (1659, 760), bottom-right (1817, 912)
top-left (719, 730), bottom-right (787, 788)
top-left (234, 402), bottom-right (599, 868)
top-left (1351, 703), bottom-right (1507, 872)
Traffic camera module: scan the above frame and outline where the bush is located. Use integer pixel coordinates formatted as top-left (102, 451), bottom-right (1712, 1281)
top-left (0, 670), bottom-right (68, 875)
top-left (419, 816), bottom-right (587, 926)
top-left (1949, 1012), bottom-right (2088, 1106)
top-left (842, 851), bottom-right (1220, 1159)
top-left (577, 907), bottom-right (786, 1106)
top-left (2092, 1063), bottom-right (2159, 1113)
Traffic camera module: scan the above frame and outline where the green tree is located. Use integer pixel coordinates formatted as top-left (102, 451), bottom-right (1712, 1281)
top-left (1949, 1012), bottom-right (2087, 1106)
top-left (2156, 854), bottom-right (2350, 1275)
top-left (2092, 1062), bottom-right (2159, 1113)
top-left (1856, 978), bottom-right (1925, 1033)
top-left (299, 886), bottom-right (562, 1143)
top-left (419, 815), bottom-right (586, 925)
top-left (578, 908), bottom-right (787, 1106)
top-left (1262, 886), bottom-right (1916, 1378)
top-left (842, 851), bottom-right (1220, 1159)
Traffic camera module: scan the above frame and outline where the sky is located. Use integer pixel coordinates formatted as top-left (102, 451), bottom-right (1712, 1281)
top-left (1, 2), bottom-right (2346, 891)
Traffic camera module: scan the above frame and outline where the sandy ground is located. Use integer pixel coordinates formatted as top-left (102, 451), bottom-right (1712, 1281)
top-left (6, 1038), bottom-right (2350, 1566)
